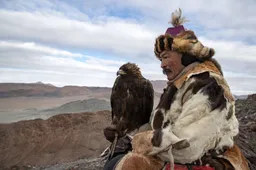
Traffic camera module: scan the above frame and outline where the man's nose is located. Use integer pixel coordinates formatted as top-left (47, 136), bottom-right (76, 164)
top-left (161, 60), bottom-right (166, 69)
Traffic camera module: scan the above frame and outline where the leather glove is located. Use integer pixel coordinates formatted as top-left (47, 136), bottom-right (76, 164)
top-left (103, 126), bottom-right (117, 143)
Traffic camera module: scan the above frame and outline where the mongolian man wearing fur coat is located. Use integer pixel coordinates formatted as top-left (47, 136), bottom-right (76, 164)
top-left (147, 9), bottom-right (250, 170)
top-left (104, 9), bottom-right (250, 170)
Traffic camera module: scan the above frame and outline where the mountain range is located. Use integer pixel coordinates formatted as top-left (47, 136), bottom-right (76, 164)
top-left (0, 82), bottom-right (249, 99)
top-left (0, 81), bottom-right (166, 98)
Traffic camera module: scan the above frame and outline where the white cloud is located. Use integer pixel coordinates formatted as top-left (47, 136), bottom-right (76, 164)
top-left (0, 41), bottom-right (164, 87)
top-left (0, 9), bottom-right (156, 58)
top-left (0, 41), bottom-right (121, 72)
top-left (0, 40), bottom-right (255, 95)
top-left (226, 76), bottom-right (256, 95)
top-left (84, 56), bottom-right (125, 66)
top-left (195, 38), bottom-right (256, 78)
top-left (0, 0), bottom-right (89, 21)
top-left (0, 41), bottom-right (82, 58)
top-left (0, 0), bottom-right (255, 95)
top-left (76, 0), bottom-right (256, 40)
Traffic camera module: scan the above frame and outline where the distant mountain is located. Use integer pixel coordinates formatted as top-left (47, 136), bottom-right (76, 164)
top-left (0, 82), bottom-right (252, 100)
top-left (0, 83), bottom-right (111, 98)
top-left (0, 82), bottom-right (57, 92)
top-left (0, 81), bottom-right (164, 98)
top-left (33, 81), bottom-right (54, 86)
top-left (44, 98), bottom-right (110, 114)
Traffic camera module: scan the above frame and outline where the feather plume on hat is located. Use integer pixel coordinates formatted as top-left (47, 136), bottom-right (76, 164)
top-left (168, 8), bottom-right (189, 27)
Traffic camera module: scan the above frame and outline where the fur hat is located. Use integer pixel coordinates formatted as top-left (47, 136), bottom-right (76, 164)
top-left (154, 9), bottom-right (215, 65)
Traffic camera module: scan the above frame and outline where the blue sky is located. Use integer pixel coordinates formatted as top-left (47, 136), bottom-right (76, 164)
top-left (0, 0), bottom-right (256, 95)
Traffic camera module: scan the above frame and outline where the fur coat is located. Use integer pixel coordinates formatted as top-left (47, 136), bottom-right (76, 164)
top-left (150, 60), bottom-right (242, 166)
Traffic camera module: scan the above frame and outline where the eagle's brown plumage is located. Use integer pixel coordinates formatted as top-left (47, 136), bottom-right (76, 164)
top-left (111, 62), bottom-right (154, 137)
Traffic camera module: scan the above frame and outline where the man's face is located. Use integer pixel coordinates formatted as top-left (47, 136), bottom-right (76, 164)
top-left (160, 50), bottom-right (185, 81)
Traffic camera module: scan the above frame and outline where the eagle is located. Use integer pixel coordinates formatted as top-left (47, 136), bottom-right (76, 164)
top-left (109, 62), bottom-right (154, 138)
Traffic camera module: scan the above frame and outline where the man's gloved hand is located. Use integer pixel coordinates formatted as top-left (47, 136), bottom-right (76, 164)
top-left (103, 124), bottom-right (133, 158)
top-left (201, 155), bottom-right (227, 170)
top-left (103, 125), bottom-right (117, 143)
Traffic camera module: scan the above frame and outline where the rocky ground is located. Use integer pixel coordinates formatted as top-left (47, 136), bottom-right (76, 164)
top-left (8, 158), bottom-right (106, 170)
top-left (0, 111), bottom-right (112, 170)
top-left (234, 94), bottom-right (256, 170)
top-left (1, 94), bottom-right (255, 170)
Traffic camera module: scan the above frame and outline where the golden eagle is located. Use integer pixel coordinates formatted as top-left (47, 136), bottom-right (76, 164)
top-left (110, 62), bottom-right (154, 137)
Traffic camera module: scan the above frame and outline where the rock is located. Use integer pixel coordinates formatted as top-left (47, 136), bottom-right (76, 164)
top-left (235, 96), bottom-right (256, 170)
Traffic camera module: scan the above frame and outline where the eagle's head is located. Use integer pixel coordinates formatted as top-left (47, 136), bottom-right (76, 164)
top-left (117, 62), bottom-right (142, 77)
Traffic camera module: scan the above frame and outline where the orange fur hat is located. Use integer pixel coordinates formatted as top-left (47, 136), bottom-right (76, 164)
top-left (154, 8), bottom-right (215, 64)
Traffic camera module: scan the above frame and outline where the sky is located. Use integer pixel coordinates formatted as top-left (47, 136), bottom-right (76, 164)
top-left (0, 0), bottom-right (256, 95)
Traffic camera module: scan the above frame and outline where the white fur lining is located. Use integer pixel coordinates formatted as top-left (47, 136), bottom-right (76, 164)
top-left (151, 76), bottom-right (239, 164)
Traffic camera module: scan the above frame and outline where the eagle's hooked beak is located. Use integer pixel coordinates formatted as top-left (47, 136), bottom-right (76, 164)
top-left (117, 69), bottom-right (126, 76)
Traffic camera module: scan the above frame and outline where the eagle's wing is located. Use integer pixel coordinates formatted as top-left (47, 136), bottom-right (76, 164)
top-left (142, 79), bottom-right (154, 125)
top-left (110, 76), bottom-right (120, 122)
top-left (110, 76), bottom-right (127, 125)
top-left (111, 77), bottom-right (118, 121)
top-left (125, 78), bottom-right (154, 132)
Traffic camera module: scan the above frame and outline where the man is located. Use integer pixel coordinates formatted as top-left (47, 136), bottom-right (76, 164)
top-left (104, 9), bottom-right (250, 170)
top-left (149, 9), bottom-right (249, 170)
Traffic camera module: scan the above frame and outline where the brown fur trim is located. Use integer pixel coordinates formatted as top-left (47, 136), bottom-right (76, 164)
top-left (198, 47), bottom-right (215, 60)
top-left (132, 131), bottom-right (154, 155)
top-left (173, 60), bottom-right (234, 102)
top-left (201, 76), bottom-right (227, 111)
top-left (154, 34), bottom-right (174, 60)
top-left (176, 30), bottom-right (197, 40)
top-left (156, 36), bottom-right (162, 58)
top-left (154, 48), bottom-right (160, 59)
top-left (210, 58), bottom-right (223, 75)
top-left (115, 131), bottom-right (165, 170)
top-left (199, 47), bottom-right (209, 58)
top-left (211, 73), bottom-right (234, 102)
top-left (115, 152), bottom-right (164, 170)
top-left (157, 35), bottom-right (163, 53)
top-left (172, 30), bottom-right (215, 60)
top-left (154, 24), bottom-right (215, 62)
top-left (174, 60), bottom-right (221, 89)
top-left (164, 37), bottom-right (170, 50)
top-left (222, 145), bottom-right (250, 170)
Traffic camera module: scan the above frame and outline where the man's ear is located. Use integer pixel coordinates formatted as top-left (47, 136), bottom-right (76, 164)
top-left (172, 139), bottom-right (190, 150)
